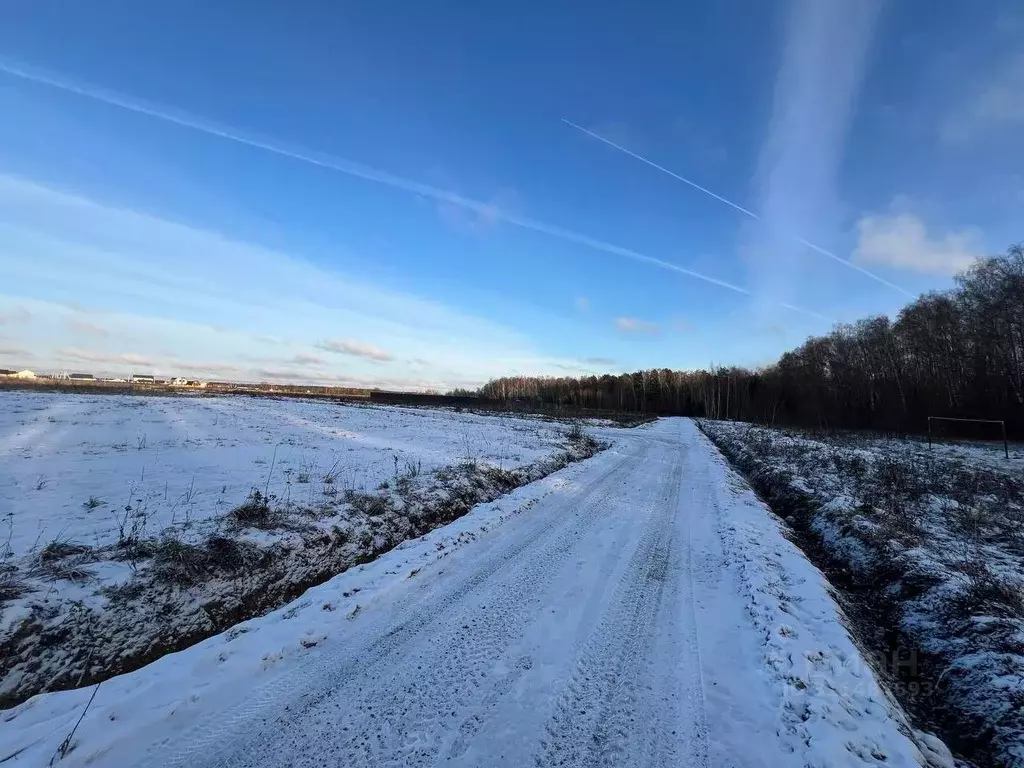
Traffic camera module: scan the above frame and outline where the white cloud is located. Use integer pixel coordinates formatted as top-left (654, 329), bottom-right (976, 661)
top-left (289, 353), bottom-right (326, 366)
top-left (853, 212), bottom-right (981, 276)
top-left (254, 368), bottom-right (342, 384)
top-left (252, 367), bottom-right (466, 391)
top-left (69, 318), bottom-right (110, 337)
top-left (315, 339), bottom-right (393, 363)
top-left (0, 174), bottom-right (595, 389)
top-left (52, 346), bottom-right (252, 379)
top-left (745, 0), bottom-right (880, 302)
top-left (0, 307), bottom-right (31, 325)
top-left (56, 347), bottom-right (154, 367)
top-left (942, 54), bottom-right (1024, 143)
top-left (0, 344), bottom-right (32, 358)
top-left (173, 361), bottom-right (244, 378)
top-left (615, 316), bottom-right (659, 334)
top-left (253, 334), bottom-right (286, 346)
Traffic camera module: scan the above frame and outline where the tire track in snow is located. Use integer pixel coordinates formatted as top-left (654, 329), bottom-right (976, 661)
top-left (535, 441), bottom-right (710, 768)
top-left (238, 448), bottom-right (646, 768)
top-left (144, 447), bottom-right (644, 768)
top-left (440, 448), bottom-right (670, 765)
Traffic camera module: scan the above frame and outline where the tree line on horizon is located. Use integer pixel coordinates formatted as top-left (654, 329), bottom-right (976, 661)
top-left (475, 244), bottom-right (1024, 437)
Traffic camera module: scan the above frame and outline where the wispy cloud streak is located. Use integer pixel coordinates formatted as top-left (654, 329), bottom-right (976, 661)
top-left (562, 118), bottom-right (911, 298)
top-left (0, 59), bottom-right (828, 318)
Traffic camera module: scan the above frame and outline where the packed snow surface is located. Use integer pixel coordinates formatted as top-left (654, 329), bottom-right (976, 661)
top-left (0, 418), bottom-right (946, 767)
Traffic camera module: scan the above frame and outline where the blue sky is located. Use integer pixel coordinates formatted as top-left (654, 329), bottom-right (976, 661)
top-left (1, 1), bottom-right (1021, 389)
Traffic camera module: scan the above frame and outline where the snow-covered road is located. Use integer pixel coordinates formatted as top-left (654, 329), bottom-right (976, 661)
top-left (1, 419), bottom-right (946, 767)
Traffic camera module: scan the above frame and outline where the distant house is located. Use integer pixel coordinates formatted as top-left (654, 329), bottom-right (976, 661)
top-left (130, 374), bottom-right (156, 384)
top-left (69, 373), bottom-right (94, 381)
top-left (13, 370), bottom-right (38, 379)
top-left (169, 377), bottom-right (188, 387)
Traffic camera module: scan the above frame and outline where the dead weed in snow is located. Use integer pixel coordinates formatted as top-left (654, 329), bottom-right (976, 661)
top-left (0, 424), bottom-right (607, 707)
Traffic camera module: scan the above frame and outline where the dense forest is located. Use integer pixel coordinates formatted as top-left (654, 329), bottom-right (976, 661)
top-left (477, 244), bottom-right (1024, 437)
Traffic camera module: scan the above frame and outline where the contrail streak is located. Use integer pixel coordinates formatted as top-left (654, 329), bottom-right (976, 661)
top-left (0, 59), bottom-right (829, 319)
top-left (562, 118), bottom-right (913, 298)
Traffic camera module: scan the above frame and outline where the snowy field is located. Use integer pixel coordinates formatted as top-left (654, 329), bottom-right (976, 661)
top-left (0, 392), bottom-right (569, 559)
top-left (701, 420), bottom-right (1024, 768)
top-left (0, 419), bottom-right (952, 768)
top-left (813, 429), bottom-right (1024, 478)
top-left (0, 391), bottom-right (602, 706)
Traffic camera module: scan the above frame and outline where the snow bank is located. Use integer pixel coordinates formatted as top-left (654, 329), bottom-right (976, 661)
top-left (701, 420), bottom-right (1024, 767)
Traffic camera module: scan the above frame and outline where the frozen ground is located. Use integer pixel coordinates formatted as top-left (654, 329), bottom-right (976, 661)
top-left (0, 392), bottom-right (602, 705)
top-left (701, 420), bottom-right (1024, 767)
top-left (0, 392), bottom-right (569, 559)
top-left (0, 419), bottom-right (951, 768)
